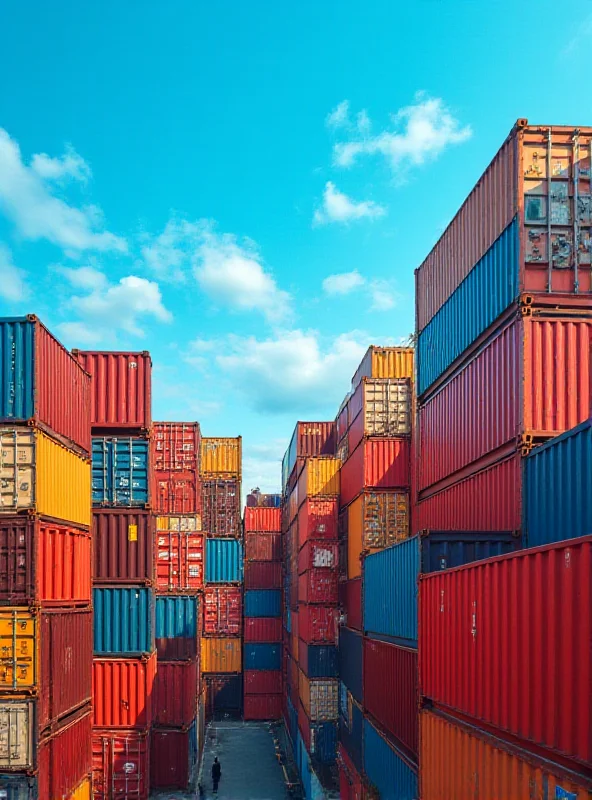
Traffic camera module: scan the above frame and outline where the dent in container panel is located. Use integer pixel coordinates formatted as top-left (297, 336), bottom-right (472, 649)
top-left (351, 346), bottom-right (414, 390)
top-left (340, 438), bottom-right (410, 508)
top-left (200, 437), bottom-right (241, 476)
top-left (153, 470), bottom-right (200, 515)
top-left (93, 510), bottom-right (153, 585)
top-left (152, 421), bottom-right (200, 472)
top-left (92, 728), bottom-right (149, 800)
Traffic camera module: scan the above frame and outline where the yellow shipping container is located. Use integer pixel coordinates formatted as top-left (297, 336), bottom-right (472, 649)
top-left (200, 637), bottom-right (242, 673)
top-left (297, 457), bottom-right (340, 501)
top-left (156, 515), bottom-right (202, 531)
top-left (66, 775), bottom-right (92, 800)
top-left (347, 491), bottom-right (410, 578)
top-left (0, 427), bottom-right (91, 527)
top-left (0, 609), bottom-right (36, 691)
top-left (200, 437), bottom-right (242, 476)
top-left (352, 346), bottom-right (414, 389)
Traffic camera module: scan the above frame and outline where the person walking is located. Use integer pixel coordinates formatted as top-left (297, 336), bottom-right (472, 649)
top-left (211, 757), bottom-right (222, 795)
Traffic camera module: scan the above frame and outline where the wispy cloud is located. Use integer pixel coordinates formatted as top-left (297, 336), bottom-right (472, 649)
top-left (562, 13), bottom-right (592, 56)
top-left (0, 243), bottom-right (29, 302)
top-left (313, 181), bottom-right (386, 226)
top-left (322, 269), bottom-right (398, 311)
top-left (31, 145), bottom-right (92, 183)
top-left (322, 270), bottom-right (365, 295)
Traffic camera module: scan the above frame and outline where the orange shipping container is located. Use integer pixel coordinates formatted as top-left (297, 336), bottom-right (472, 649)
top-left (92, 651), bottom-right (157, 729)
top-left (297, 458), bottom-right (340, 503)
top-left (200, 637), bottom-right (242, 673)
top-left (347, 491), bottom-right (410, 578)
top-left (200, 437), bottom-right (242, 476)
top-left (352, 347), bottom-right (414, 390)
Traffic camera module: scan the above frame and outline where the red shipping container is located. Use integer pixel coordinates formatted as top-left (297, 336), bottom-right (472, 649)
top-left (339, 579), bottom-right (362, 632)
top-left (73, 350), bottom-right (151, 430)
top-left (364, 638), bottom-right (418, 761)
top-left (152, 421), bottom-right (200, 472)
top-left (244, 670), bottom-right (282, 695)
top-left (298, 498), bottom-right (338, 548)
top-left (92, 728), bottom-right (150, 800)
top-left (155, 525), bottom-right (204, 593)
top-left (420, 536), bottom-right (592, 768)
top-left (340, 439), bottom-right (410, 508)
top-left (298, 541), bottom-right (339, 574)
top-left (244, 561), bottom-right (282, 589)
top-left (156, 637), bottom-right (197, 662)
top-left (292, 609), bottom-right (299, 641)
top-left (0, 517), bottom-right (91, 606)
top-left (244, 617), bottom-right (282, 642)
top-left (245, 532), bottom-right (282, 561)
top-left (298, 606), bottom-right (337, 644)
top-left (150, 728), bottom-right (194, 790)
top-left (203, 586), bottom-right (242, 636)
top-left (338, 742), bottom-right (364, 800)
top-left (153, 659), bottom-right (198, 728)
top-left (93, 510), bottom-right (153, 585)
top-left (153, 470), bottom-right (201, 515)
top-left (286, 422), bottom-right (337, 488)
top-left (244, 694), bottom-right (282, 721)
top-left (92, 652), bottom-right (157, 729)
top-left (37, 705), bottom-right (92, 800)
top-left (201, 478), bottom-right (240, 537)
top-left (244, 507), bottom-right (282, 532)
top-left (298, 569), bottom-right (338, 605)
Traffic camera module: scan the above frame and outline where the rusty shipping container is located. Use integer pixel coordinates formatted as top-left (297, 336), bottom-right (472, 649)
top-left (420, 536), bottom-right (592, 768)
top-left (92, 728), bottom-right (150, 800)
top-left (245, 532), bottom-right (282, 561)
top-left (92, 651), bottom-right (157, 729)
top-left (0, 517), bottom-right (91, 606)
top-left (202, 478), bottom-right (241, 537)
top-left (243, 507), bottom-right (281, 532)
top-left (203, 586), bottom-right (242, 636)
top-left (200, 637), bottom-right (242, 673)
top-left (346, 491), bottom-right (410, 579)
top-left (297, 497), bottom-right (338, 548)
top-left (155, 516), bottom-right (204, 593)
top-left (296, 457), bottom-right (340, 502)
top-left (244, 617), bottom-right (282, 642)
top-left (244, 560), bottom-right (282, 589)
top-left (298, 569), bottom-right (338, 605)
top-left (200, 436), bottom-right (242, 476)
top-left (93, 510), bottom-right (153, 585)
top-left (73, 350), bottom-right (152, 430)
top-left (298, 606), bottom-right (338, 644)
top-left (153, 470), bottom-right (201, 515)
top-left (152, 421), bottom-right (200, 472)
top-left (351, 346), bottom-right (415, 390)
top-left (152, 659), bottom-right (199, 728)
top-left (347, 378), bottom-right (412, 454)
top-left (298, 541), bottom-right (339, 574)
top-left (298, 671), bottom-right (338, 722)
top-left (282, 422), bottom-right (336, 492)
top-left (340, 438), bottom-right (410, 508)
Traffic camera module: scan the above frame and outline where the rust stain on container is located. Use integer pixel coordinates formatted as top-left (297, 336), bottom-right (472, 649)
top-left (152, 421), bottom-right (200, 471)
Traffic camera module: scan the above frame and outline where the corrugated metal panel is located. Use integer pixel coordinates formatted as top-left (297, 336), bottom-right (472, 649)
top-left (420, 709), bottom-right (592, 800)
top-left (67, 775), bottom-right (91, 800)
top-left (363, 536), bottom-right (418, 646)
top-left (92, 651), bottom-right (156, 728)
top-left (299, 642), bottom-right (338, 678)
top-left (92, 436), bottom-right (149, 507)
top-left (244, 590), bottom-right (281, 618)
top-left (419, 536), bottom-right (592, 767)
top-left (93, 587), bottom-right (154, 655)
top-left (299, 672), bottom-right (338, 722)
top-left (525, 419), bottom-right (592, 547)
top-left (243, 694), bottom-right (282, 721)
top-left (284, 422), bottom-right (336, 491)
top-left (152, 421), bottom-right (200, 472)
top-left (338, 741), bottom-right (364, 799)
top-left (72, 350), bottom-right (152, 429)
top-left (341, 439), bottom-right (410, 508)
top-left (203, 586), bottom-right (241, 635)
top-left (243, 507), bottom-right (281, 532)
top-left (205, 538), bottom-right (243, 583)
top-left (150, 726), bottom-right (196, 791)
top-left (347, 492), bottom-right (410, 578)
top-left (298, 541), bottom-right (338, 573)
top-left (419, 530), bottom-right (522, 572)
top-left (204, 674), bottom-right (242, 714)
top-left (338, 627), bottom-right (362, 703)
top-left (243, 643), bottom-right (281, 671)
top-left (152, 659), bottom-right (198, 727)
top-left (155, 595), bottom-right (198, 638)
top-left (339, 693), bottom-right (364, 774)
top-left (92, 729), bottom-right (149, 800)
top-left (351, 346), bottom-right (414, 390)
top-left (339, 580), bottom-right (361, 632)
top-left (309, 720), bottom-right (338, 764)
top-left (153, 470), bottom-right (200, 515)
top-left (201, 478), bottom-right (240, 537)
top-left (244, 560), bottom-right (282, 589)
top-left (347, 379), bottom-right (412, 454)
top-left (298, 606), bottom-right (338, 644)
top-left (200, 437), bottom-right (241, 476)
top-left (245, 532), bottom-right (282, 561)
top-left (93, 510), bottom-right (153, 584)
top-left (363, 717), bottom-right (418, 800)
top-left (200, 637), bottom-right (242, 673)
top-left (297, 457), bottom-right (340, 500)
top-left (155, 523), bottom-right (204, 593)
top-left (244, 670), bottom-right (282, 694)
top-left (298, 569), bottom-right (338, 605)
top-left (298, 498), bottom-right (338, 547)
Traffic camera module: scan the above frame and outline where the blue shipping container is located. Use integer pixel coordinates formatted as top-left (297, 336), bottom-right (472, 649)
top-left (287, 695), bottom-right (298, 748)
top-left (419, 531), bottom-right (522, 572)
top-left (339, 691), bottom-right (364, 773)
top-left (299, 642), bottom-right (338, 679)
top-left (418, 218), bottom-right (519, 396)
top-left (309, 721), bottom-right (337, 765)
top-left (0, 774), bottom-right (37, 800)
top-left (244, 590), bottom-right (281, 618)
top-left (0, 319), bottom-right (35, 421)
top-left (363, 717), bottom-right (418, 800)
top-left (338, 626), bottom-right (363, 703)
top-left (243, 643), bottom-right (281, 671)
top-left (155, 596), bottom-right (198, 638)
top-left (524, 418), bottom-right (592, 547)
top-left (92, 436), bottom-right (149, 506)
top-left (363, 537), bottom-right (419, 646)
top-left (205, 538), bottom-right (243, 583)
top-left (93, 587), bottom-right (154, 655)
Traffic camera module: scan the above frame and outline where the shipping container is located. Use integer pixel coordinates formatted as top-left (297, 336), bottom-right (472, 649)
top-left (245, 490), bottom-right (281, 508)
top-left (339, 691), bottom-right (364, 774)
top-left (341, 439), bottom-right (410, 508)
top-left (92, 728), bottom-right (149, 800)
top-left (205, 538), bottom-right (243, 583)
top-left (363, 717), bottom-right (418, 800)
top-left (244, 590), bottom-right (281, 618)
top-left (73, 350), bottom-right (152, 430)
top-left (92, 651), bottom-right (157, 729)
top-left (418, 530), bottom-right (522, 572)
top-left (337, 742), bottom-right (364, 800)
top-left (298, 702), bottom-right (337, 764)
top-left (243, 617), bottom-right (282, 643)
top-left (155, 596), bottom-right (198, 660)
top-left (297, 457), bottom-right (340, 502)
top-left (363, 536), bottom-right (419, 646)
top-left (283, 422), bottom-right (336, 492)
top-left (94, 587), bottom-right (154, 655)
top-left (243, 507), bottom-right (281, 532)
top-left (66, 775), bottom-right (92, 800)
top-left (244, 532), bottom-right (282, 562)
top-left (153, 470), bottom-right (200, 515)
top-left (298, 672), bottom-right (338, 722)
top-left (420, 708), bottom-right (592, 800)
top-left (298, 569), bottom-right (338, 605)
top-left (416, 121), bottom-right (592, 333)
top-left (243, 694), bottom-right (282, 721)
top-left (152, 659), bottom-right (198, 728)
top-left (92, 436), bottom-right (149, 508)
top-left (298, 541), bottom-right (338, 574)
top-left (150, 724), bottom-right (197, 791)
top-left (203, 586), bottom-right (242, 636)
top-left (0, 427), bottom-right (91, 527)
top-left (152, 421), bottom-right (200, 472)
top-left (93, 510), bottom-right (153, 585)
top-left (419, 536), bottom-right (592, 768)
top-left (243, 670), bottom-right (282, 695)
top-left (0, 518), bottom-right (91, 606)
top-left (200, 638), bottom-right (242, 673)
top-left (200, 437), bottom-right (241, 476)
top-left (243, 643), bottom-right (281, 671)
top-left (364, 638), bottom-right (418, 760)
top-left (155, 517), bottom-right (204, 593)
top-left (201, 478), bottom-right (240, 537)
top-left (298, 606), bottom-right (338, 644)
top-left (347, 491), bottom-right (410, 578)
top-left (244, 560), bottom-right (282, 589)
top-left (524, 418), bottom-right (592, 547)
top-left (0, 317), bottom-right (91, 454)
top-left (299, 641), bottom-right (338, 679)
top-left (352, 346), bottom-right (414, 390)
top-left (339, 579), bottom-right (361, 632)
top-left (347, 378), bottom-right (412, 455)
top-left (297, 498), bottom-right (338, 548)
top-left (203, 675), bottom-right (242, 717)
top-left (338, 627), bottom-right (362, 703)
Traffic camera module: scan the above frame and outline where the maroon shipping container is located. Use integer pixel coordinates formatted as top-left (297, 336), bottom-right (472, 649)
top-left (150, 728), bottom-right (194, 790)
top-left (153, 659), bottom-right (199, 728)
top-left (244, 694), bottom-right (282, 721)
top-left (298, 498), bottom-right (339, 548)
top-left (244, 617), bottom-right (282, 643)
top-left (73, 350), bottom-right (152, 430)
top-left (364, 638), bottom-right (418, 761)
top-left (93, 511), bottom-right (153, 585)
top-left (37, 705), bottom-right (92, 800)
top-left (298, 541), bottom-right (339, 575)
top-left (420, 536), bottom-right (592, 768)
top-left (203, 586), bottom-right (242, 636)
top-left (244, 561), bottom-right (282, 589)
top-left (298, 569), bottom-right (338, 605)
top-left (155, 526), bottom-right (204, 593)
top-left (152, 421), bottom-right (200, 472)
top-left (339, 579), bottom-right (362, 632)
top-left (156, 637), bottom-right (197, 662)
top-left (416, 453), bottom-right (521, 532)
top-left (201, 478), bottom-right (241, 537)
top-left (298, 606), bottom-right (338, 644)
top-left (340, 439), bottom-right (411, 508)
top-left (245, 532), bottom-right (282, 562)
top-left (244, 670), bottom-right (282, 695)
top-left (92, 652), bottom-right (157, 729)
top-left (153, 470), bottom-right (201, 515)
top-left (292, 609), bottom-right (299, 641)
top-left (298, 699), bottom-right (311, 751)
top-left (92, 728), bottom-right (150, 800)
top-left (244, 507), bottom-right (282, 532)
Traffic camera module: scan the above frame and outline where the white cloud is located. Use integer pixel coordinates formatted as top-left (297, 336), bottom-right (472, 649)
top-left (322, 270), bottom-right (366, 295)
top-left (243, 439), bottom-right (287, 495)
top-left (326, 100), bottom-right (350, 129)
top-left (332, 94), bottom-right (472, 174)
top-left (31, 145), bottom-right (91, 183)
top-left (0, 128), bottom-right (126, 254)
top-left (313, 181), bottom-right (386, 226)
top-left (54, 265), bottom-right (107, 291)
top-left (57, 321), bottom-right (100, 346)
top-left (141, 218), bottom-right (203, 283)
top-left (369, 279), bottom-right (398, 311)
top-left (0, 243), bottom-right (29, 302)
top-left (562, 13), bottom-right (592, 56)
top-left (356, 110), bottom-right (371, 135)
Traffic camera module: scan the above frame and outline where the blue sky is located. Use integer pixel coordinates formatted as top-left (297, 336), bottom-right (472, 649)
top-left (1, 1), bottom-right (591, 493)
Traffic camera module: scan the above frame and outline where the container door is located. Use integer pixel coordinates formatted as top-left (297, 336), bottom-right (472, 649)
top-left (92, 439), bottom-right (109, 505)
top-left (0, 702), bottom-right (33, 769)
top-left (0, 430), bottom-right (34, 511)
top-left (111, 735), bottom-right (147, 798)
top-left (0, 610), bottom-right (36, 691)
top-left (114, 439), bottom-right (148, 506)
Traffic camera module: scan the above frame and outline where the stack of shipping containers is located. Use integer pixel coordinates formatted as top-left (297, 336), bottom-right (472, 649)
top-left (151, 421), bottom-right (203, 791)
top-left (75, 350), bottom-right (154, 800)
top-left (243, 493), bottom-right (283, 721)
top-left (0, 318), bottom-right (93, 799)
top-left (200, 438), bottom-right (244, 720)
